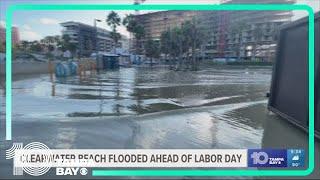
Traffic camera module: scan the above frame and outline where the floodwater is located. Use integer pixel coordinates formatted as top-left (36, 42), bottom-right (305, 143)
top-left (0, 66), bottom-right (319, 179)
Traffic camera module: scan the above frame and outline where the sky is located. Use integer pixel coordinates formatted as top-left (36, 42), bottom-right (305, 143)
top-left (0, 0), bottom-right (319, 41)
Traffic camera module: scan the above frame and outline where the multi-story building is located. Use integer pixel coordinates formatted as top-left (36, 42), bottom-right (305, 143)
top-left (61, 21), bottom-right (126, 57)
top-left (0, 25), bottom-right (20, 47)
top-left (96, 28), bottom-right (114, 53)
top-left (199, 0), bottom-right (296, 60)
top-left (134, 10), bottom-right (199, 40)
top-left (134, 0), bottom-right (296, 61)
top-left (12, 27), bottom-right (20, 45)
top-left (0, 25), bottom-right (6, 43)
top-left (119, 35), bottom-right (130, 52)
top-left (132, 10), bottom-right (199, 54)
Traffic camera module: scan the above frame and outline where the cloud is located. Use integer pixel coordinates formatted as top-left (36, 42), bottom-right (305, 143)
top-left (22, 24), bottom-right (31, 30)
top-left (20, 30), bottom-right (42, 41)
top-left (39, 18), bottom-right (60, 25)
top-left (0, 20), bottom-right (19, 28)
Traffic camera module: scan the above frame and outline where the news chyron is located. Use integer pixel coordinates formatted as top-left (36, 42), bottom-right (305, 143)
top-left (5, 142), bottom-right (305, 177)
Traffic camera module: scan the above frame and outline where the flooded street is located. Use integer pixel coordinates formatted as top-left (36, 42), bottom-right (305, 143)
top-left (7, 66), bottom-right (271, 149)
top-left (10, 66), bottom-right (270, 119)
top-left (0, 66), bottom-right (319, 179)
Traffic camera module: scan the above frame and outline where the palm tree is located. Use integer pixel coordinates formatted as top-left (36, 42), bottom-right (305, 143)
top-left (251, 24), bottom-right (264, 61)
top-left (21, 40), bottom-right (29, 52)
top-left (160, 30), bottom-right (171, 65)
top-left (144, 39), bottom-right (160, 67)
top-left (59, 34), bottom-right (77, 57)
top-left (181, 18), bottom-right (206, 70)
top-left (107, 11), bottom-right (121, 52)
top-left (47, 36), bottom-right (55, 44)
top-left (107, 11), bottom-right (121, 31)
top-left (230, 20), bottom-right (248, 61)
top-left (43, 36), bottom-right (51, 44)
top-left (267, 25), bottom-right (280, 61)
top-left (123, 14), bottom-right (145, 54)
top-left (170, 27), bottom-right (184, 70)
top-left (122, 14), bottom-right (136, 33)
top-left (160, 27), bottom-right (186, 70)
top-left (30, 41), bottom-right (42, 52)
top-left (161, 28), bottom-right (177, 68)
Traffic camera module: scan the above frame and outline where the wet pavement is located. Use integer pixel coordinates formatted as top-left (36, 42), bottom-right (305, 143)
top-left (0, 66), bottom-right (319, 179)
top-left (9, 66), bottom-right (271, 119)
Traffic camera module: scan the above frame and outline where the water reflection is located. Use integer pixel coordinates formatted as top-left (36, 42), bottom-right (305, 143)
top-left (8, 66), bottom-right (272, 140)
top-left (0, 66), bottom-right (319, 178)
top-left (9, 67), bottom-right (272, 146)
top-left (24, 67), bottom-right (269, 118)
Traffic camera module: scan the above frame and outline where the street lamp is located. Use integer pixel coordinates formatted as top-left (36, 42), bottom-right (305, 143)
top-left (94, 19), bottom-right (103, 114)
top-left (94, 19), bottom-right (102, 55)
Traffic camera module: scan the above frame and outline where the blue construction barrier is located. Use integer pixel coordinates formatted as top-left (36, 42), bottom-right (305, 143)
top-left (55, 61), bottom-right (78, 77)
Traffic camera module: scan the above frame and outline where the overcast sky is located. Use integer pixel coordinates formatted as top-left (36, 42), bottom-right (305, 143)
top-left (0, 0), bottom-right (319, 41)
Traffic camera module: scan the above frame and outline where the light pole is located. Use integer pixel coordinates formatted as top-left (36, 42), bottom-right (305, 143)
top-left (94, 19), bottom-right (102, 56)
top-left (94, 18), bottom-right (103, 115)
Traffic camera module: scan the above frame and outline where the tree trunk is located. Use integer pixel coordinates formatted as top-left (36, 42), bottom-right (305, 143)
top-left (165, 53), bottom-right (170, 69)
top-left (238, 34), bottom-right (243, 61)
top-left (178, 54), bottom-right (182, 70)
top-left (177, 46), bottom-right (183, 70)
top-left (192, 44), bottom-right (196, 71)
top-left (252, 44), bottom-right (256, 61)
top-left (170, 56), bottom-right (174, 69)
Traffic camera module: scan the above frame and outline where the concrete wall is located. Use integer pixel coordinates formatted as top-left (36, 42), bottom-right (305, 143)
top-left (0, 61), bottom-right (51, 75)
top-left (0, 59), bottom-right (96, 75)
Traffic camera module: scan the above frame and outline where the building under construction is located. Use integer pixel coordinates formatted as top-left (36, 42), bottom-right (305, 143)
top-left (134, 0), bottom-right (296, 61)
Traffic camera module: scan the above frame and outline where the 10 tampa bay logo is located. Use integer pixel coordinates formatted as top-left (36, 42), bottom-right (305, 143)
top-left (247, 149), bottom-right (304, 168)
top-left (6, 142), bottom-right (89, 177)
top-left (248, 149), bottom-right (287, 167)
top-left (6, 142), bottom-right (52, 176)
